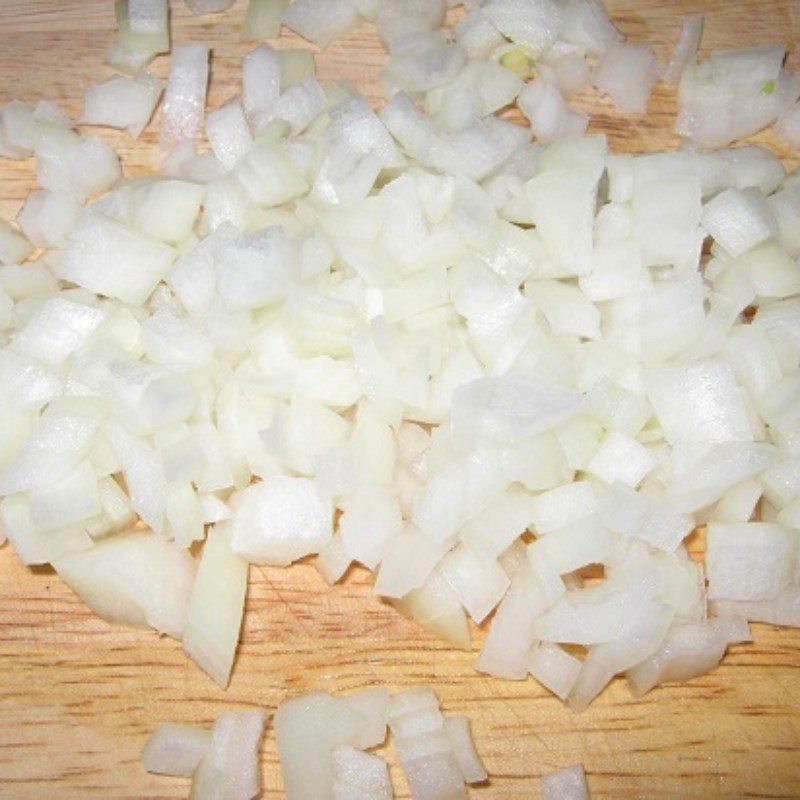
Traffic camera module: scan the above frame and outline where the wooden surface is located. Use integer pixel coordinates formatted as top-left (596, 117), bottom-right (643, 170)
top-left (1, 1), bottom-right (799, 797)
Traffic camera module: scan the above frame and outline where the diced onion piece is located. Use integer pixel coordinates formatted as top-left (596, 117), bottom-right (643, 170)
top-left (134, 179), bottom-right (205, 244)
top-left (676, 46), bottom-right (800, 148)
top-left (12, 296), bottom-right (105, 367)
top-left (275, 692), bottom-right (367, 800)
top-left (710, 587), bottom-right (800, 628)
top-left (182, 526), bottom-right (249, 687)
top-left (332, 745), bottom-right (392, 800)
top-left (81, 72), bottom-right (161, 138)
top-left (142, 723), bottom-right (211, 777)
top-left (439, 542), bottom-right (509, 624)
top-left (594, 43), bottom-right (658, 115)
top-left (341, 686), bottom-right (390, 749)
top-left (281, 48), bottom-right (317, 89)
top-left (0, 494), bottom-right (93, 565)
top-left (706, 522), bottom-right (795, 602)
top-left (443, 716), bottom-right (487, 784)
top-left (540, 764), bottom-right (590, 800)
top-left (161, 43), bottom-right (211, 144)
top-left (282, 0), bottom-right (361, 50)
top-left (206, 99), bottom-right (254, 170)
top-left (560, 0), bottom-right (620, 55)
top-left (389, 687), bottom-right (470, 800)
top-left (702, 186), bottom-right (776, 257)
top-left (375, 526), bottom-right (449, 598)
top-left (242, 0), bottom-right (288, 40)
top-left (108, 0), bottom-right (169, 74)
top-left (455, 10), bottom-right (504, 60)
top-left (56, 213), bottom-right (176, 305)
top-left (0, 101), bottom-right (37, 159)
top-left (393, 567), bottom-right (472, 650)
top-left (129, 0), bottom-right (168, 34)
top-left (518, 78), bottom-right (588, 142)
top-left (476, 565), bottom-right (547, 679)
top-left (627, 618), bottom-right (744, 695)
top-left (230, 476), bottom-right (332, 565)
top-left (664, 14), bottom-right (704, 85)
top-left (0, 219), bottom-right (35, 264)
top-left (53, 530), bottom-right (196, 639)
top-left (190, 710), bottom-right (266, 800)
top-left (243, 44), bottom-right (282, 120)
top-left (339, 486), bottom-right (402, 569)
top-left (528, 642), bottom-right (582, 701)
top-left (17, 190), bottom-right (81, 248)
top-left (644, 359), bottom-right (753, 444)
top-left (483, 0), bottom-right (563, 57)
top-left (314, 535), bottom-right (353, 585)
top-left (775, 101), bottom-right (800, 148)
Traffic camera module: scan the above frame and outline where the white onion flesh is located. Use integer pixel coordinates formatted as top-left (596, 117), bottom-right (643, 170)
top-left (81, 72), bottom-right (162, 139)
top-left (182, 526), bottom-right (248, 687)
top-left (142, 722), bottom-right (211, 777)
top-left (143, 710), bottom-right (265, 800)
top-left (109, 0), bottom-right (170, 74)
top-left (282, 0), bottom-right (361, 50)
top-left (0, 0), bottom-right (797, 749)
top-left (242, 0), bottom-right (288, 41)
top-left (540, 764), bottom-right (590, 800)
top-left (677, 46), bottom-right (800, 148)
top-left (663, 14), bottom-right (704, 85)
top-left (161, 43), bottom-right (211, 144)
top-left (594, 43), bottom-right (659, 115)
top-left (190, 709), bottom-right (266, 800)
top-left (53, 530), bottom-right (196, 638)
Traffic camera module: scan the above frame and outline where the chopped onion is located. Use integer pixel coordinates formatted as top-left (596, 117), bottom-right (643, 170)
top-left (161, 43), bottom-right (211, 144)
top-left (142, 722), bottom-right (211, 777)
top-left (594, 43), bottom-right (659, 115)
top-left (540, 764), bottom-right (590, 800)
top-left (482, 0), bottom-right (564, 57)
top-left (242, 0), bottom-right (288, 40)
top-left (0, 218), bottom-right (35, 264)
top-left (282, 0), bottom-right (361, 50)
top-left (443, 716), bottom-right (487, 784)
top-left (80, 72), bottom-right (161, 138)
top-left (775, 101), bottom-right (800, 147)
top-left (108, 0), bottom-right (170, 74)
top-left (53, 530), bottom-right (196, 638)
top-left (332, 745), bottom-right (392, 800)
top-left (663, 14), bottom-right (704, 85)
top-left (1, 0), bottom-right (800, 734)
top-left (129, 0), bottom-right (168, 35)
top-left (205, 99), bottom-right (253, 169)
top-left (182, 526), bottom-right (248, 687)
top-left (190, 709), bottom-right (266, 800)
top-left (676, 46), bottom-right (800, 148)
top-left (275, 691), bottom-right (376, 800)
top-left (518, 78), bottom-right (588, 142)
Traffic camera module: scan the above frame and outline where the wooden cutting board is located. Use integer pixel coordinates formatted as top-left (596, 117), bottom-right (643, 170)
top-left (0, 1), bottom-right (799, 797)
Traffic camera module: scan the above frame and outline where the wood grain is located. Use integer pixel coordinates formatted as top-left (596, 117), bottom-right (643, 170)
top-left (0, 1), bottom-right (799, 797)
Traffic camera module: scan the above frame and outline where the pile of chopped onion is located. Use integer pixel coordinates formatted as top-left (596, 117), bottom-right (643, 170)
top-left (0, 0), bottom-right (799, 733)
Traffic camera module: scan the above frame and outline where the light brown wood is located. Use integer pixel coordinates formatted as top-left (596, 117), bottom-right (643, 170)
top-left (0, 1), bottom-right (799, 797)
